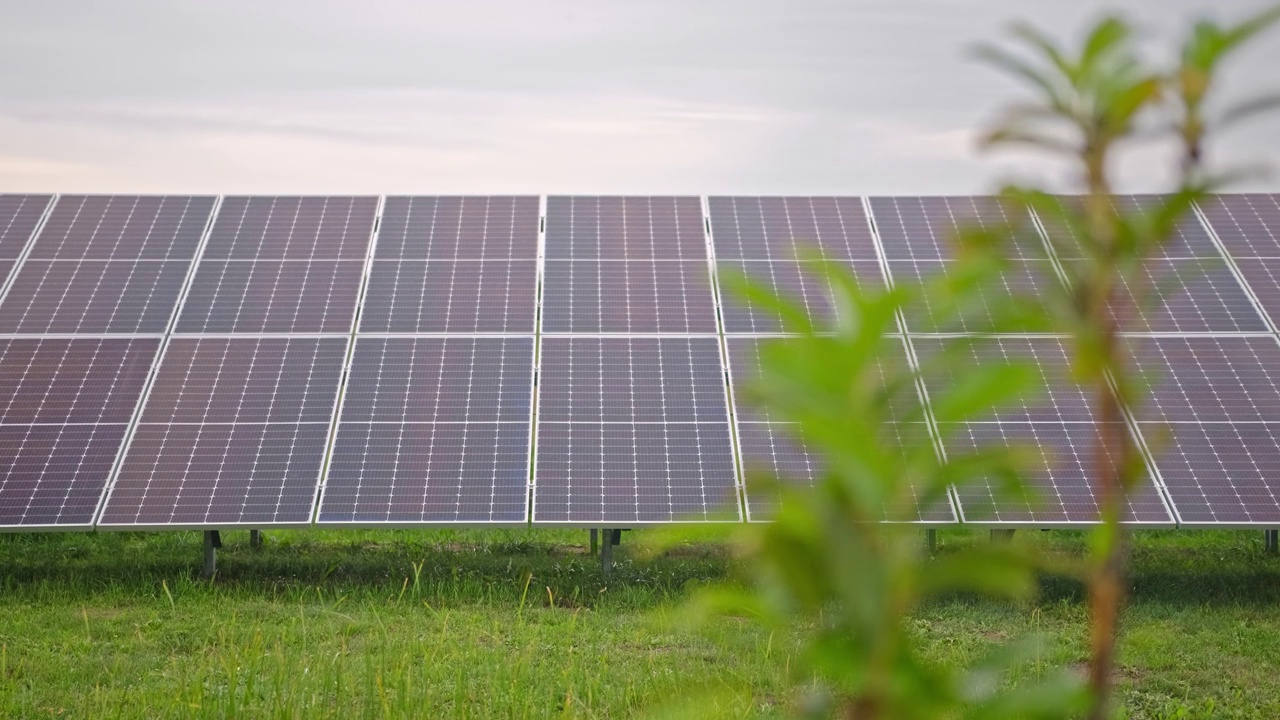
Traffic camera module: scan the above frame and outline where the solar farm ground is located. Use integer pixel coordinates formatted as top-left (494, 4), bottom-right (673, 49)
top-left (0, 528), bottom-right (1276, 718)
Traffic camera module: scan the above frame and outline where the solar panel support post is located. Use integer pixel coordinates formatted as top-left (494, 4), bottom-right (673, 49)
top-left (589, 529), bottom-right (598, 556)
top-left (202, 531), bottom-right (221, 578)
top-left (990, 529), bottom-right (1015, 544)
top-left (1266, 529), bottom-right (1278, 555)
top-left (926, 529), bottom-right (937, 555)
top-left (600, 528), bottom-right (614, 578)
top-left (250, 530), bottom-right (262, 549)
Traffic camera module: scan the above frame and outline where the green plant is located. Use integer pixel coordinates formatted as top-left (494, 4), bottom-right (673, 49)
top-left (687, 7), bottom-right (1280, 719)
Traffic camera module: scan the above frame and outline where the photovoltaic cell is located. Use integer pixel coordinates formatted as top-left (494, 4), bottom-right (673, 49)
top-left (359, 260), bottom-right (537, 333)
top-left (177, 260), bottom-right (365, 334)
top-left (915, 337), bottom-right (1094, 424)
top-left (544, 196), bottom-right (705, 260)
top-left (1195, 194), bottom-right (1280, 258)
top-left (98, 337), bottom-right (348, 527)
top-left (1129, 336), bottom-right (1280, 525)
top-left (1133, 336), bottom-right (1280, 424)
top-left (942, 421), bottom-right (1173, 524)
top-left (541, 261), bottom-right (717, 333)
top-left (359, 196), bottom-right (539, 335)
top-left (0, 196), bottom-right (213, 336)
top-left (1040, 195), bottom-right (1220, 259)
top-left (1147, 423), bottom-right (1280, 524)
top-left (0, 260), bottom-right (190, 334)
top-left (176, 196), bottom-right (376, 334)
top-left (1065, 258), bottom-right (1266, 333)
top-left (319, 337), bottom-right (534, 524)
top-left (201, 196), bottom-right (378, 260)
top-left (0, 194), bottom-right (52, 260)
top-left (0, 338), bottom-right (159, 426)
top-left (707, 196), bottom-right (880, 261)
top-left (375, 196), bottom-right (539, 260)
top-left (869, 196), bottom-right (1037, 261)
top-left (0, 337), bottom-right (159, 528)
top-left (533, 337), bottom-right (739, 523)
top-left (892, 259), bottom-right (1060, 334)
top-left (725, 336), bottom-right (951, 521)
top-left (715, 260), bottom-right (886, 334)
top-left (918, 336), bottom-right (1170, 524)
top-left (27, 195), bottom-right (214, 261)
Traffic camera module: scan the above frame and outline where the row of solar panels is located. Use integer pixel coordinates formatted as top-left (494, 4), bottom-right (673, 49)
top-left (1, 193), bottom-right (1279, 531)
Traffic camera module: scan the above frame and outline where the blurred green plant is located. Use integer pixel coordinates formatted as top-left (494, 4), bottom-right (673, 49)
top-left (660, 7), bottom-right (1279, 719)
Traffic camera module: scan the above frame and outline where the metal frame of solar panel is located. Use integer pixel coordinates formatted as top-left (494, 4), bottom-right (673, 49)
top-left (532, 196), bottom-right (741, 526)
top-left (95, 196), bottom-right (377, 530)
top-left (316, 196), bottom-right (540, 527)
top-left (708, 196), bottom-right (959, 525)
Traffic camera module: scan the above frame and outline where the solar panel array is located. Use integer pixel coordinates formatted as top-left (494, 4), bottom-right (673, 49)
top-left (0, 193), bottom-right (1277, 531)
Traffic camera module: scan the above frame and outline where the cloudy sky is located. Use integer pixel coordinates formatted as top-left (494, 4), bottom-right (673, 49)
top-left (1, 1), bottom-right (1277, 195)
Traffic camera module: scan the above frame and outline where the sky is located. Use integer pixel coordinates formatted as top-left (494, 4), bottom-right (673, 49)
top-left (1, 1), bottom-right (1278, 195)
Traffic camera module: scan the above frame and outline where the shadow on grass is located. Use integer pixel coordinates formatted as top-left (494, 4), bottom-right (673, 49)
top-left (0, 529), bottom-right (734, 608)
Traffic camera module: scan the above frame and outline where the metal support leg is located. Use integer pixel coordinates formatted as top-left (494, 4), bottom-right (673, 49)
top-left (600, 528), bottom-right (613, 578)
top-left (1266, 529), bottom-right (1278, 554)
top-left (990, 529), bottom-right (1015, 544)
top-left (589, 529), bottom-right (598, 556)
top-left (202, 530), bottom-right (221, 578)
top-left (250, 529), bottom-right (262, 549)
top-left (926, 529), bottom-right (937, 555)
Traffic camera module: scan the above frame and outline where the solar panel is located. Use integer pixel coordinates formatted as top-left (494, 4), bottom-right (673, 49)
top-left (319, 337), bottom-right (534, 524)
top-left (0, 260), bottom-right (190, 334)
top-left (375, 196), bottom-right (539, 260)
top-left (98, 337), bottom-right (347, 527)
top-left (176, 260), bottom-right (365, 334)
top-left (175, 196), bottom-right (376, 334)
top-left (715, 260), bottom-right (879, 333)
top-left (0, 196), bottom-right (214, 335)
top-left (532, 337), bottom-right (740, 524)
top-left (0, 337), bottom-right (159, 528)
top-left (0, 194), bottom-right (52, 260)
top-left (360, 260), bottom-right (537, 333)
top-left (1197, 194), bottom-right (1280, 258)
top-left (1039, 195), bottom-right (1221, 259)
top-left (1062, 258), bottom-right (1266, 333)
top-left (707, 196), bottom-right (880, 261)
top-left (542, 196), bottom-right (716, 334)
top-left (25, 195), bottom-right (214, 261)
top-left (1129, 336), bottom-right (1280, 525)
top-left (868, 196), bottom-right (1038, 261)
top-left (942, 421), bottom-right (1173, 524)
top-left (1134, 336), bottom-right (1280, 423)
top-left (919, 336), bottom-right (1172, 524)
top-left (541, 260), bottom-right (717, 334)
top-left (725, 336), bottom-right (953, 522)
top-left (544, 196), bottom-right (705, 259)
top-left (892, 259), bottom-right (1060, 334)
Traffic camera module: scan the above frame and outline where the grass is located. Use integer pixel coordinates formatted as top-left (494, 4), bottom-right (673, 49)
top-left (0, 528), bottom-right (1276, 718)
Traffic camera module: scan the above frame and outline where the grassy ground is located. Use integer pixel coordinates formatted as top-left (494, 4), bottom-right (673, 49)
top-left (0, 528), bottom-right (1276, 719)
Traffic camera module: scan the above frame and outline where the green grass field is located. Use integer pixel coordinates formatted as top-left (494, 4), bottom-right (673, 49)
top-left (0, 528), bottom-right (1277, 719)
